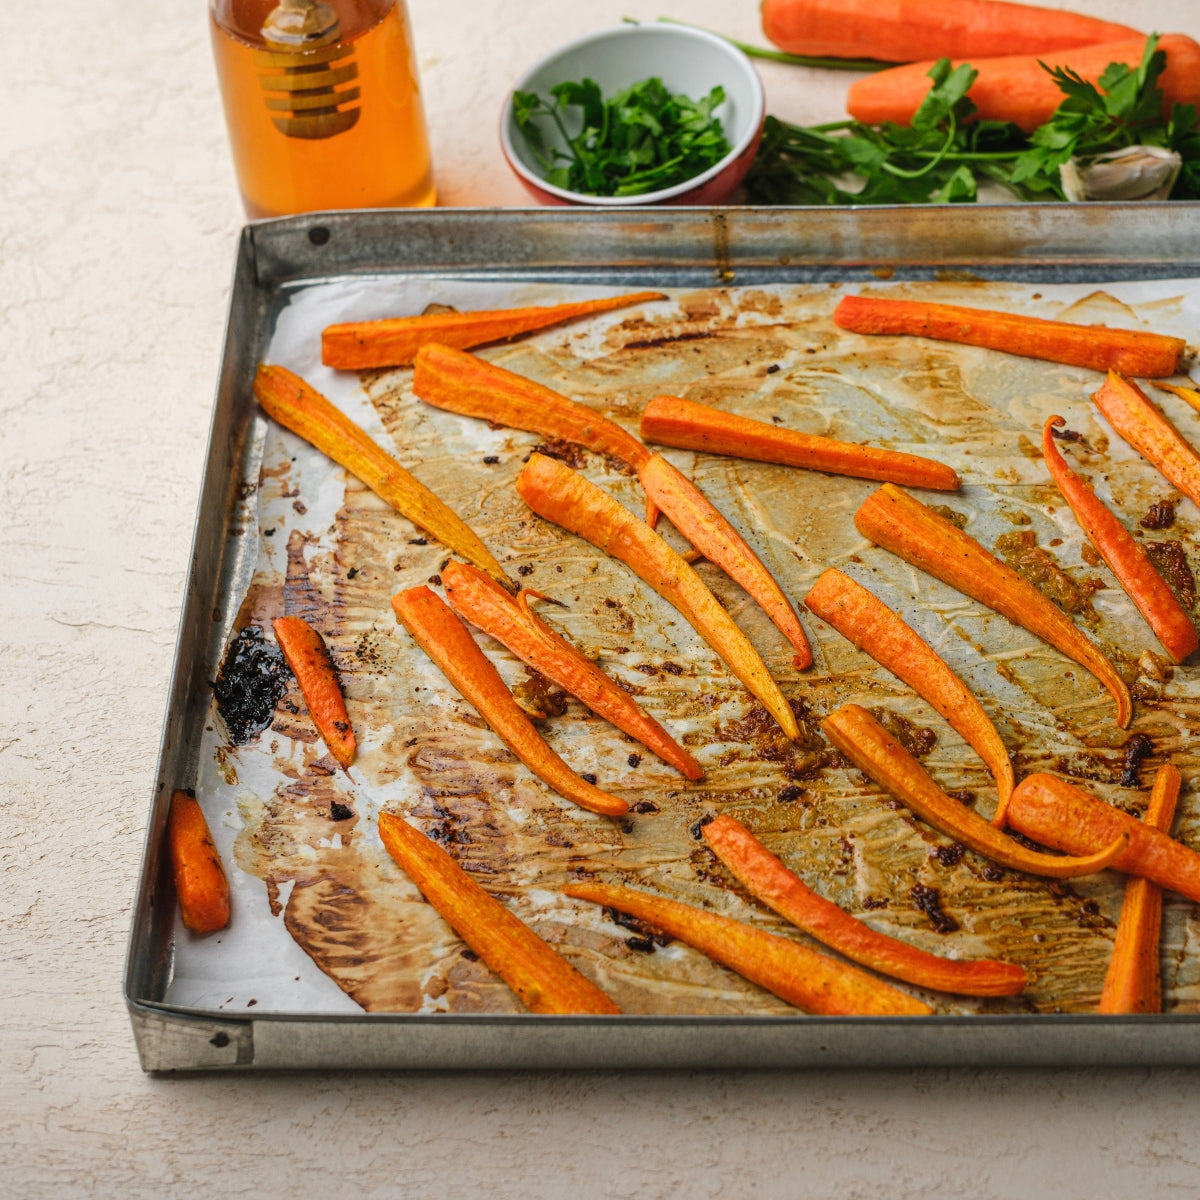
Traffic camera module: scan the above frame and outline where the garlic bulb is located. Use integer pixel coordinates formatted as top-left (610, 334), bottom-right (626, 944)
top-left (1060, 145), bottom-right (1182, 202)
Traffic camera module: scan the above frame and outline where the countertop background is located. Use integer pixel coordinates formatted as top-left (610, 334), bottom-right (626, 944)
top-left (6, 1), bottom-right (1200, 1196)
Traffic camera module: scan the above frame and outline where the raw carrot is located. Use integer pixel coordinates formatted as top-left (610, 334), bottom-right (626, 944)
top-left (1098, 763), bottom-right (1181, 1013)
top-left (440, 560), bottom-right (704, 780)
top-left (854, 483), bottom-right (1133, 729)
top-left (379, 811), bottom-right (619, 1014)
top-left (1093, 371), bottom-right (1200, 512)
top-left (804, 568), bottom-right (1016, 821)
top-left (821, 703), bottom-right (1127, 878)
top-left (391, 586), bottom-right (629, 817)
top-left (847, 35), bottom-right (1200, 133)
top-left (640, 394), bottom-right (961, 492)
top-left (168, 790), bottom-right (230, 934)
top-left (834, 294), bottom-right (1186, 377)
top-left (515, 453), bottom-right (800, 741)
top-left (1042, 414), bottom-right (1198, 664)
top-left (322, 291), bottom-right (666, 370)
top-left (565, 882), bottom-right (932, 1016)
top-left (762, 0), bottom-right (1139, 64)
top-left (1008, 771), bottom-right (1200, 904)
top-left (272, 616), bottom-right (357, 768)
top-left (253, 364), bottom-right (508, 586)
top-left (701, 815), bottom-right (1026, 996)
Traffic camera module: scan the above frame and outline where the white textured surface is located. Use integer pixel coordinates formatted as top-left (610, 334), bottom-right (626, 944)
top-left (4, 0), bottom-right (1200, 1195)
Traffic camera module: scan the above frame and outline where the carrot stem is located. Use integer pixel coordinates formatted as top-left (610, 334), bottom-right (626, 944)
top-left (272, 616), bottom-right (357, 768)
top-left (854, 483), bottom-right (1132, 729)
top-left (168, 790), bottom-right (230, 934)
top-left (391, 586), bottom-right (629, 817)
top-left (640, 394), bottom-right (961, 491)
top-left (253, 364), bottom-right (508, 586)
top-left (379, 811), bottom-right (619, 1014)
top-left (564, 882), bottom-right (932, 1016)
top-left (702, 815), bottom-right (1026, 996)
top-left (834, 295), bottom-right (1186, 377)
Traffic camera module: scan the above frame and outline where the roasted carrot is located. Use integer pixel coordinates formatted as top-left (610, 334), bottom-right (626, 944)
top-left (1093, 371), bottom-right (1200, 513)
top-left (379, 811), bottom-right (619, 1014)
top-left (272, 616), bottom-right (357, 768)
top-left (168, 790), bottom-right (230, 934)
top-left (834, 294), bottom-right (1186, 377)
top-left (322, 291), bottom-right (666, 370)
top-left (637, 453), bottom-right (812, 669)
top-left (253, 364), bottom-right (508, 586)
top-left (762, 0), bottom-right (1139, 64)
top-left (640, 395), bottom-right (961, 492)
top-left (822, 703), bottom-right (1127, 878)
top-left (804, 568), bottom-right (1016, 820)
top-left (1098, 763), bottom-right (1181, 1013)
top-left (391, 586), bottom-right (629, 817)
top-left (440, 560), bottom-right (703, 780)
top-left (702, 815), bottom-right (1026, 996)
top-left (1153, 378), bottom-right (1200, 417)
top-left (854, 483), bottom-right (1132, 729)
top-left (565, 882), bottom-right (932, 1016)
top-left (515, 453), bottom-right (800, 741)
top-left (847, 35), bottom-right (1200, 133)
top-left (1042, 415), bottom-right (1198, 664)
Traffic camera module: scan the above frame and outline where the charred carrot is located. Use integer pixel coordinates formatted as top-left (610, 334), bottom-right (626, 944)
top-left (762, 0), bottom-right (1139, 64)
top-left (804, 568), bottom-right (1016, 820)
top-left (822, 703), bottom-right (1127, 878)
top-left (391, 586), bottom-right (629, 817)
top-left (272, 616), bottom-right (357, 768)
top-left (834, 294), bottom-right (1186, 377)
top-left (516, 453), bottom-right (800, 741)
top-left (1008, 771), bottom-right (1200, 904)
top-left (640, 394), bottom-right (961, 492)
top-left (441, 560), bottom-right (703, 780)
top-left (1093, 371), bottom-right (1200, 513)
top-left (1098, 763), bottom-right (1181, 1013)
top-left (322, 291), bottom-right (666, 370)
top-left (702, 815), bottom-right (1026, 996)
top-left (379, 811), bottom-right (619, 1014)
top-left (253, 364), bottom-right (508, 586)
top-left (565, 882), bottom-right (931, 1016)
top-left (854, 483), bottom-right (1132, 728)
top-left (1042, 415), bottom-right (1198, 664)
top-left (168, 790), bottom-right (230, 934)
top-left (637, 453), bottom-right (812, 669)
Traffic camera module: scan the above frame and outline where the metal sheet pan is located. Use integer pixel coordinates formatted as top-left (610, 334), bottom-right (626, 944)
top-left (126, 205), bottom-right (1200, 1072)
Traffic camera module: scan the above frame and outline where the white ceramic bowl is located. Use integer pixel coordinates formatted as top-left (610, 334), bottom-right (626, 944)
top-left (500, 24), bottom-right (766, 206)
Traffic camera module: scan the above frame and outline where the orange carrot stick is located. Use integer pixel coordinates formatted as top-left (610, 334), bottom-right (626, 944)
top-left (1098, 763), bottom-right (1181, 1013)
top-left (702, 815), bottom-right (1026, 996)
top-left (441, 560), bottom-right (703, 780)
top-left (565, 882), bottom-right (932, 1016)
top-left (253, 364), bottom-right (508, 586)
top-left (516, 453), bottom-right (800, 741)
top-left (379, 811), bottom-right (619, 1014)
top-left (640, 394), bottom-right (961, 492)
top-left (1092, 371), bottom-right (1200, 513)
top-left (322, 291), bottom-right (666, 370)
top-left (1007, 771), bottom-right (1200, 904)
top-left (168, 790), bottom-right (231, 934)
top-left (854, 483), bottom-right (1133, 729)
top-left (637, 453), bottom-right (813, 669)
top-left (272, 616), bottom-right (357, 768)
top-left (1153, 378), bottom-right (1200, 416)
top-left (821, 703), bottom-right (1127, 878)
top-left (804, 568), bottom-right (1016, 821)
top-left (1042, 415), bottom-right (1198, 664)
top-left (834, 294), bottom-right (1186, 377)
top-left (391, 586), bottom-right (628, 817)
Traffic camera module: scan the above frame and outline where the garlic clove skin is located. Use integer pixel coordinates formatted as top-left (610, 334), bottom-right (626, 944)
top-left (1060, 145), bottom-right (1182, 202)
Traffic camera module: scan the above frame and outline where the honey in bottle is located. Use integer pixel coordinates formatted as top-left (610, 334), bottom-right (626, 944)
top-left (210, 0), bottom-right (436, 217)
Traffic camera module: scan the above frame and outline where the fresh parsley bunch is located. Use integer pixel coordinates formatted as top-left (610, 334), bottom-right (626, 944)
top-left (513, 76), bottom-right (732, 197)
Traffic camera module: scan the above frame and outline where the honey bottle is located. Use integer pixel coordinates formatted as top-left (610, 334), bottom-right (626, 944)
top-left (210, 0), bottom-right (436, 218)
